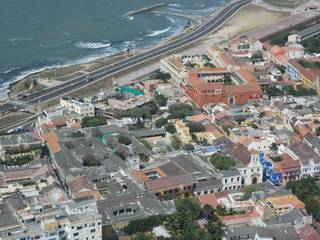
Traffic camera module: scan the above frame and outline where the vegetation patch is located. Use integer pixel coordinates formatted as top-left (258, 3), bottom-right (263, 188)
top-left (81, 116), bottom-right (107, 128)
top-left (154, 117), bottom-right (168, 128)
top-left (210, 153), bottom-right (236, 170)
top-left (187, 122), bottom-right (206, 133)
top-left (118, 133), bottom-right (132, 145)
top-left (168, 103), bottom-right (193, 119)
top-left (302, 38), bottom-right (320, 54)
top-left (286, 178), bottom-right (320, 221)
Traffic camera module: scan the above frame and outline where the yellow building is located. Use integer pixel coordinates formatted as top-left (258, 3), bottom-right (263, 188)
top-left (172, 119), bottom-right (192, 144)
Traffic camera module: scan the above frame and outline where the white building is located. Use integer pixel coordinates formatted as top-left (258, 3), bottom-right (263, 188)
top-left (228, 36), bottom-right (263, 58)
top-left (245, 137), bottom-right (277, 154)
top-left (60, 97), bottom-right (95, 117)
top-left (238, 154), bottom-right (264, 186)
top-left (220, 169), bottom-right (242, 191)
top-left (221, 144), bottom-right (263, 186)
top-left (3, 198), bottom-right (102, 240)
top-left (288, 34), bottom-right (301, 45)
top-left (287, 142), bottom-right (320, 179)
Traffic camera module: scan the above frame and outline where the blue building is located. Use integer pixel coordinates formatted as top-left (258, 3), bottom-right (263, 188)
top-left (287, 60), bottom-right (301, 81)
top-left (259, 153), bottom-right (282, 185)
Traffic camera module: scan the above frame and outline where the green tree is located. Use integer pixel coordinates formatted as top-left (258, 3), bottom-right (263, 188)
top-left (132, 233), bottom-right (153, 240)
top-left (155, 118), bottom-right (168, 128)
top-left (202, 204), bottom-right (217, 221)
top-left (184, 143), bottom-right (195, 151)
top-left (165, 122), bottom-right (176, 134)
top-left (71, 131), bottom-right (85, 138)
top-left (266, 87), bottom-right (283, 97)
top-left (81, 116), bottom-right (106, 128)
top-left (64, 141), bottom-right (74, 149)
top-left (270, 142), bottom-right (278, 152)
top-left (175, 198), bottom-right (202, 220)
top-left (270, 31), bottom-right (290, 45)
top-left (207, 220), bottom-right (224, 239)
top-left (210, 153), bottom-right (236, 170)
top-left (124, 215), bottom-right (166, 235)
top-left (171, 136), bottom-right (182, 150)
top-left (168, 103), bottom-right (193, 119)
top-left (288, 86), bottom-right (317, 97)
top-left (302, 37), bottom-right (320, 54)
top-left (241, 186), bottom-right (256, 201)
top-left (187, 122), bottom-right (206, 133)
top-left (276, 64), bottom-right (286, 73)
top-left (153, 70), bottom-right (171, 81)
top-left (82, 153), bottom-right (100, 166)
top-left (118, 133), bottom-right (132, 145)
top-left (155, 94), bottom-right (168, 107)
top-left (286, 178), bottom-right (320, 221)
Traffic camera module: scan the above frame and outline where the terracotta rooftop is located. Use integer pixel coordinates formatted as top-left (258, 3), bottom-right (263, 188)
top-left (68, 176), bottom-right (102, 200)
top-left (145, 174), bottom-right (193, 191)
top-left (264, 194), bottom-right (305, 209)
top-left (4, 165), bottom-right (50, 182)
top-left (188, 113), bottom-right (211, 122)
top-left (44, 130), bottom-right (61, 153)
top-left (196, 194), bottom-right (219, 208)
top-left (275, 153), bottom-right (301, 171)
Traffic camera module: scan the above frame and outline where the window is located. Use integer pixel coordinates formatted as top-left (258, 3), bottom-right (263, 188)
top-left (90, 229), bottom-right (96, 233)
top-left (74, 233), bottom-right (79, 237)
top-left (231, 178), bottom-right (234, 182)
top-left (224, 179), bottom-right (227, 183)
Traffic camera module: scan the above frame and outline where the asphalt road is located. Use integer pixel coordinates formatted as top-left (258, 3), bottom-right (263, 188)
top-left (0, 0), bottom-right (250, 113)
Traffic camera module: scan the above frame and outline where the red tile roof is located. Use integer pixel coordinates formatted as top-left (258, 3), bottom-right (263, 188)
top-left (4, 165), bottom-right (49, 182)
top-left (145, 174), bottom-right (193, 191)
top-left (275, 153), bottom-right (301, 171)
top-left (44, 130), bottom-right (61, 153)
top-left (68, 176), bottom-right (102, 200)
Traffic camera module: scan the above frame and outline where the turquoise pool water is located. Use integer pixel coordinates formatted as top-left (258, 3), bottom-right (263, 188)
top-left (120, 86), bottom-right (144, 96)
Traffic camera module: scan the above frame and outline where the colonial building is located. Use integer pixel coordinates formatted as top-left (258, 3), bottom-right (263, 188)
top-left (60, 97), bottom-right (95, 117)
top-left (184, 68), bottom-right (262, 107)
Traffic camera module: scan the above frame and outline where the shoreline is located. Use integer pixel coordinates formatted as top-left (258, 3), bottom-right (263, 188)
top-left (0, 3), bottom-right (291, 130)
top-left (3, 5), bottom-right (208, 101)
top-left (4, 2), bottom-right (290, 103)
top-left (5, 26), bottom-right (189, 99)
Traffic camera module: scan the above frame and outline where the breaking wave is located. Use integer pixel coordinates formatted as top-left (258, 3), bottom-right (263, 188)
top-left (74, 41), bottom-right (112, 49)
top-left (146, 27), bottom-right (172, 37)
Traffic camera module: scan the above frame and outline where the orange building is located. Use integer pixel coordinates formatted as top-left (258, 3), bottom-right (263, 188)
top-left (184, 68), bottom-right (262, 107)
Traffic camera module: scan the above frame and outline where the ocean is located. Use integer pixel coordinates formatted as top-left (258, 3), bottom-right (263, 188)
top-left (0, 0), bottom-right (225, 98)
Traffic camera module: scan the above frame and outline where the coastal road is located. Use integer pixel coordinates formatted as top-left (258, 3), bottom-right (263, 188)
top-left (1, 0), bottom-right (251, 111)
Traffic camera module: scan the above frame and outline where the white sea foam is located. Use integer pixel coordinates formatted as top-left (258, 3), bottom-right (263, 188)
top-left (168, 3), bottom-right (182, 8)
top-left (4, 66), bottom-right (22, 74)
top-left (146, 27), bottom-right (172, 37)
top-left (75, 41), bottom-right (112, 49)
top-left (0, 40), bottom-right (131, 97)
top-left (8, 37), bottom-right (33, 42)
top-left (125, 16), bottom-right (134, 21)
top-left (166, 17), bottom-right (176, 24)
